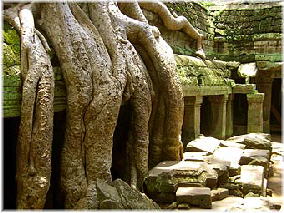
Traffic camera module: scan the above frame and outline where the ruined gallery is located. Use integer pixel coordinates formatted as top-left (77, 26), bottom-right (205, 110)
top-left (2, 0), bottom-right (283, 210)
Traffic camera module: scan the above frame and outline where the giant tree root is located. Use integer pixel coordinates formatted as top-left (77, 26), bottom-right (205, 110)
top-left (4, 1), bottom-right (205, 209)
top-left (5, 4), bottom-right (54, 209)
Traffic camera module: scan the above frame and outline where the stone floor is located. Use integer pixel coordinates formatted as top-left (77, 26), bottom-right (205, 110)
top-left (144, 133), bottom-right (283, 211)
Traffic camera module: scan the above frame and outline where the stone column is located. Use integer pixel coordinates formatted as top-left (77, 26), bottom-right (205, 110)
top-left (226, 94), bottom-right (234, 138)
top-left (247, 93), bottom-right (264, 133)
top-left (208, 95), bottom-right (228, 140)
top-left (256, 77), bottom-right (273, 133)
top-left (181, 96), bottom-right (203, 147)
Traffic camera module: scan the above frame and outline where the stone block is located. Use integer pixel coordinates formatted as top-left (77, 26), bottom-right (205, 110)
top-left (232, 84), bottom-right (256, 94)
top-left (176, 187), bottom-right (212, 208)
top-left (147, 192), bottom-right (176, 203)
top-left (185, 136), bottom-right (221, 153)
top-left (244, 134), bottom-right (272, 150)
top-left (220, 140), bottom-right (245, 149)
top-left (209, 163), bottom-right (229, 185)
top-left (183, 152), bottom-right (208, 162)
top-left (240, 149), bottom-right (270, 163)
top-left (239, 149), bottom-right (270, 177)
top-left (211, 188), bottom-right (229, 202)
top-left (240, 165), bottom-right (264, 195)
top-left (177, 203), bottom-right (190, 209)
top-left (213, 147), bottom-right (243, 169)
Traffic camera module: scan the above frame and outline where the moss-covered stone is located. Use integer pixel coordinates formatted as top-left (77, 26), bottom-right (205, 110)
top-left (3, 21), bottom-right (21, 77)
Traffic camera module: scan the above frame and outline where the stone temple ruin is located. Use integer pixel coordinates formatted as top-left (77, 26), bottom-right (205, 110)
top-left (3, 0), bottom-right (283, 211)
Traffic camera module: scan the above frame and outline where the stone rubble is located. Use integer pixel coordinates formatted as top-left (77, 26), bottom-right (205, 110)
top-left (144, 133), bottom-right (283, 211)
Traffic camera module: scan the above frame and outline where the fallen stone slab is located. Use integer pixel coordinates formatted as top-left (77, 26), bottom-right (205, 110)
top-left (239, 149), bottom-right (270, 165)
top-left (176, 187), bottom-right (212, 209)
top-left (177, 203), bottom-right (190, 209)
top-left (97, 179), bottom-right (160, 209)
top-left (145, 161), bottom-right (213, 196)
top-left (221, 182), bottom-right (243, 197)
top-left (271, 142), bottom-right (284, 156)
top-left (212, 147), bottom-right (243, 169)
top-left (209, 163), bottom-right (229, 186)
top-left (211, 188), bottom-right (229, 202)
top-left (244, 134), bottom-right (272, 150)
top-left (146, 192), bottom-right (176, 203)
top-left (220, 140), bottom-right (245, 149)
top-left (183, 152), bottom-right (208, 162)
top-left (226, 133), bottom-right (271, 144)
top-left (185, 136), bottom-right (221, 154)
top-left (239, 165), bottom-right (264, 195)
top-left (212, 197), bottom-right (244, 211)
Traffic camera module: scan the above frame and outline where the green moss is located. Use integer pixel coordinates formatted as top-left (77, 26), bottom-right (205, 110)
top-left (3, 21), bottom-right (21, 76)
top-left (3, 22), bottom-right (20, 45)
top-left (199, 2), bottom-right (215, 8)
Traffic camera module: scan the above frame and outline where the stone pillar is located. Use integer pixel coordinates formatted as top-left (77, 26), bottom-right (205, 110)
top-left (247, 93), bottom-right (264, 133)
top-left (226, 94), bottom-right (234, 138)
top-left (208, 95), bottom-right (228, 139)
top-left (181, 96), bottom-right (203, 147)
top-left (256, 77), bottom-right (273, 133)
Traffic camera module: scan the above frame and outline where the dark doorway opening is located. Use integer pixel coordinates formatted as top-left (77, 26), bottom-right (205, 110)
top-left (233, 94), bottom-right (248, 135)
top-left (270, 78), bottom-right (281, 134)
top-left (200, 96), bottom-right (212, 136)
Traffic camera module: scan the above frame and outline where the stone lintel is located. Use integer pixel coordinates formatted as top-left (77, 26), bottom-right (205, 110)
top-left (184, 96), bottom-right (203, 106)
top-left (208, 94), bottom-right (228, 104)
top-left (233, 84), bottom-right (256, 94)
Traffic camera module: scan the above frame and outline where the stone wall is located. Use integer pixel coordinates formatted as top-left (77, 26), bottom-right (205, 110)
top-left (209, 1), bottom-right (282, 64)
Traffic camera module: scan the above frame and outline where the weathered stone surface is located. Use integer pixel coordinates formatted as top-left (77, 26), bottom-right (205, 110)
top-left (239, 165), bottom-right (264, 195)
top-left (183, 152), bottom-right (208, 162)
top-left (239, 149), bottom-right (270, 164)
top-left (176, 187), bottom-right (212, 208)
top-left (209, 163), bottom-right (229, 186)
top-left (177, 203), bottom-right (190, 209)
top-left (97, 179), bottom-right (159, 209)
top-left (271, 141), bottom-right (284, 156)
top-left (220, 140), bottom-right (245, 149)
top-left (147, 192), bottom-right (176, 203)
top-left (226, 133), bottom-right (271, 144)
top-left (212, 147), bottom-right (243, 169)
top-left (97, 179), bottom-right (123, 209)
top-left (239, 149), bottom-right (270, 176)
top-left (111, 179), bottom-right (160, 209)
top-left (185, 136), bottom-right (221, 153)
top-left (232, 84), bottom-right (256, 94)
top-left (145, 160), bottom-right (217, 195)
top-left (211, 188), bottom-right (229, 202)
top-left (244, 134), bottom-right (272, 150)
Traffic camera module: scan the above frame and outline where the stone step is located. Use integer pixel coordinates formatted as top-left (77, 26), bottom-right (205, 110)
top-left (176, 187), bottom-right (212, 209)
